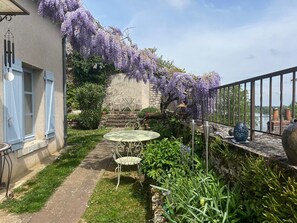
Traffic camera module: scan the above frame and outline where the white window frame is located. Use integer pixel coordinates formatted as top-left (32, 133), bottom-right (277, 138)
top-left (23, 69), bottom-right (35, 140)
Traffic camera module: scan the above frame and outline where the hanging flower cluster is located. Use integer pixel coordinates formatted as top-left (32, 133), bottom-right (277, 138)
top-left (38, 0), bottom-right (81, 23)
top-left (37, 0), bottom-right (220, 117)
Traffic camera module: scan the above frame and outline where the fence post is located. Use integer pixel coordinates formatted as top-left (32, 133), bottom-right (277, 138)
top-left (250, 81), bottom-right (255, 141)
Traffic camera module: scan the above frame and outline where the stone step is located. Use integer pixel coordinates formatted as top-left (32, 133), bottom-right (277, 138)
top-left (108, 111), bottom-right (138, 115)
top-left (101, 111), bottom-right (140, 128)
top-left (107, 116), bottom-right (137, 120)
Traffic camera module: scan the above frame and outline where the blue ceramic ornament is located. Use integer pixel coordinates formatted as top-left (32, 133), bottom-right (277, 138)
top-left (233, 122), bottom-right (248, 142)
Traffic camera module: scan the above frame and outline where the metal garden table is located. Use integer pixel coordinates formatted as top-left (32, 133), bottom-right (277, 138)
top-left (104, 130), bottom-right (160, 189)
top-left (103, 130), bottom-right (160, 142)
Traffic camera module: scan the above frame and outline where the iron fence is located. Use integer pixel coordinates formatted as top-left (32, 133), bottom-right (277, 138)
top-left (206, 66), bottom-right (297, 140)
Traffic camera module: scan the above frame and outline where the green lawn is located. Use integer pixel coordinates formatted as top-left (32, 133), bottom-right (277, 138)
top-left (0, 128), bottom-right (109, 213)
top-left (82, 164), bottom-right (151, 223)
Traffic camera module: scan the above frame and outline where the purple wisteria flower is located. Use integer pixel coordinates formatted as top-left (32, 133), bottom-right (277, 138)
top-left (37, 0), bottom-right (221, 118)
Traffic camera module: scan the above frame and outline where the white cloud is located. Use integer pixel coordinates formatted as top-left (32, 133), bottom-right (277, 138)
top-left (125, 0), bottom-right (297, 85)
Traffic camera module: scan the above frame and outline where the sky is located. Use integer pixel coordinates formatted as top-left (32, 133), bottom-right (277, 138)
top-left (83, 0), bottom-right (297, 85)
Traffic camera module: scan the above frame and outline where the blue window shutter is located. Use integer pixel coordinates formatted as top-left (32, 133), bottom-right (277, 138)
top-left (44, 71), bottom-right (55, 139)
top-left (4, 59), bottom-right (24, 151)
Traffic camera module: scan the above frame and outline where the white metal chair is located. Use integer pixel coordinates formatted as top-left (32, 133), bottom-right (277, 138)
top-left (112, 140), bottom-right (143, 190)
top-left (124, 121), bottom-right (140, 130)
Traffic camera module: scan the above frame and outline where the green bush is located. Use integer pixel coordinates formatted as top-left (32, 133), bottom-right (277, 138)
top-left (209, 137), bottom-right (297, 222)
top-left (145, 119), bottom-right (172, 139)
top-left (67, 82), bottom-right (79, 112)
top-left (141, 138), bottom-right (185, 181)
top-left (67, 113), bottom-right (79, 122)
top-left (137, 107), bottom-right (160, 118)
top-left (76, 83), bottom-right (105, 110)
top-left (78, 110), bottom-right (101, 130)
top-left (145, 135), bottom-right (240, 222)
top-left (144, 114), bottom-right (191, 142)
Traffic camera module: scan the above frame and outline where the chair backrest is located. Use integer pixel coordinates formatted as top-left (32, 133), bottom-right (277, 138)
top-left (114, 140), bottom-right (143, 159)
top-left (125, 121), bottom-right (140, 130)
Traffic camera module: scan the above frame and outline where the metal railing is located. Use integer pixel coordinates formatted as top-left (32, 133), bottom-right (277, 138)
top-left (205, 66), bottom-right (297, 140)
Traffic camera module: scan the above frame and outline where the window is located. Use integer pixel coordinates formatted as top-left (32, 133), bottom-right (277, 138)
top-left (23, 70), bottom-right (34, 139)
top-left (4, 59), bottom-right (55, 151)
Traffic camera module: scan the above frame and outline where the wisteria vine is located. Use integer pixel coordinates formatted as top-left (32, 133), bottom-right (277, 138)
top-left (37, 0), bottom-right (220, 118)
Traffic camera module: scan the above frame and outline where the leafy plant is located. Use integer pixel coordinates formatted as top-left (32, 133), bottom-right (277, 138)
top-left (67, 113), bottom-right (79, 122)
top-left (78, 110), bottom-right (101, 130)
top-left (141, 138), bottom-right (185, 181)
top-left (209, 137), bottom-right (297, 222)
top-left (143, 113), bottom-right (191, 142)
top-left (66, 82), bottom-right (79, 112)
top-left (137, 107), bottom-right (160, 118)
top-left (160, 169), bottom-right (241, 223)
top-left (76, 83), bottom-right (105, 110)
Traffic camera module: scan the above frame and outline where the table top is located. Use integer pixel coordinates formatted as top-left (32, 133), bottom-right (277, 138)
top-left (103, 130), bottom-right (160, 142)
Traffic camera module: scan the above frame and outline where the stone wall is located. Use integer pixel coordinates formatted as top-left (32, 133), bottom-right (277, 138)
top-left (149, 84), bottom-right (161, 110)
top-left (103, 73), bottom-right (161, 111)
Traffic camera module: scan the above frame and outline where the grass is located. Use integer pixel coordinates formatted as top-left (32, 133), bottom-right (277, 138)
top-left (82, 163), bottom-right (151, 223)
top-left (0, 128), bottom-right (109, 213)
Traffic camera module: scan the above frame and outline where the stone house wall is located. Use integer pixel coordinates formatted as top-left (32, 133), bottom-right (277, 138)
top-left (103, 73), bottom-right (161, 111)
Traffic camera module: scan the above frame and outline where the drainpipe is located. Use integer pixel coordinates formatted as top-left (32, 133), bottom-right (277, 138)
top-left (62, 36), bottom-right (67, 146)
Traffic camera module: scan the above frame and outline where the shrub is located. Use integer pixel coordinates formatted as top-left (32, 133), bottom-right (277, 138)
top-left (144, 113), bottom-right (191, 142)
top-left (209, 137), bottom-right (297, 222)
top-left (67, 113), bottom-right (79, 122)
top-left (137, 107), bottom-right (160, 118)
top-left (76, 83), bottom-right (105, 110)
top-left (78, 110), bottom-right (101, 130)
top-left (141, 138), bottom-right (185, 181)
top-left (145, 119), bottom-right (172, 139)
top-left (67, 82), bottom-right (79, 112)
top-left (144, 136), bottom-right (241, 222)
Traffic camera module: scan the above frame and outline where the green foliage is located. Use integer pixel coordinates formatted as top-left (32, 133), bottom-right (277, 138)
top-left (211, 85), bottom-right (250, 126)
top-left (239, 157), bottom-right (297, 222)
top-left (144, 113), bottom-right (191, 142)
top-left (141, 138), bottom-right (184, 181)
top-left (67, 113), bottom-right (79, 122)
top-left (76, 83), bottom-right (105, 110)
top-left (67, 82), bottom-right (79, 111)
top-left (66, 52), bottom-right (115, 112)
top-left (137, 107), bottom-right (160, 118)
top-left (69, 52), bottom-right (115, 86)
top-left (161, 170), bottom-right (240, 223)
top-left (145, 119), bottom-right (172, 139)
top-left (101, 107), bottom-right (110, 114)
top-left (0, 128), bottom-right (109, 213)
top-left (144, 135), bottom-right (240, 222)
top-left (75, 83), bottom-right (105, 129)
top-left (78, 110), bottom-right (101, 130)
top-left (209, 137), bottom-right (297, 222)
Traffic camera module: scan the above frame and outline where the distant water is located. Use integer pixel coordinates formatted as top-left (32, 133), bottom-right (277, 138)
top-left (255, 113), bottom-right (270, 131)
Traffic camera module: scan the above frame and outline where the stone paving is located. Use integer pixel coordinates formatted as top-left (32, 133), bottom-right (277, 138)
top-left (0, 138), bottom-right (115, 223)
top-left (211, 123), bottom-right (287, 159)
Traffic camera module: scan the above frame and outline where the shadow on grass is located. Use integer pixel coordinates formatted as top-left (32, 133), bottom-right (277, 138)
top-left (83, 161), bottom-right (153, 222)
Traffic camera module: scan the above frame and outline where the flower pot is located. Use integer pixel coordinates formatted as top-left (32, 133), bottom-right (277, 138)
top-left (233, 122), bottom-right (248, 142)
top-left (282, 120), bottom-right (297, 165)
